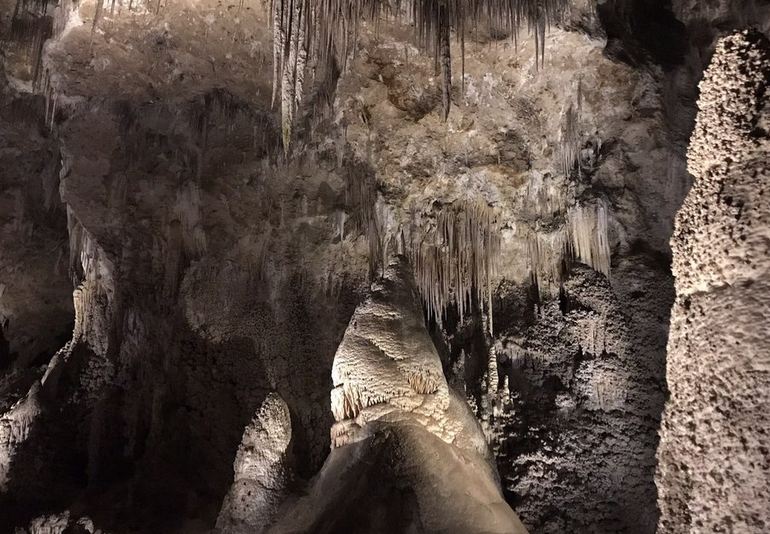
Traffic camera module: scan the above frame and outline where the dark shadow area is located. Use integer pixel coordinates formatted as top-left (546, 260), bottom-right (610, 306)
top-left (597, 0), bottom-right (688, 69)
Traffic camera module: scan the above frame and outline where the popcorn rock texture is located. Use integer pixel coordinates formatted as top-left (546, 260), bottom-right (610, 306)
top-left (657, 30), bottom-right (770, 534)
top-left (216, 393), bottom-right (293, 534)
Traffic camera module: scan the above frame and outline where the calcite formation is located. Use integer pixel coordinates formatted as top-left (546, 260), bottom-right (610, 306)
top-left (216, 393), bottom-right (293, 534)
top-left (268, 256), bottom-right (527, 534)
top-left (656, 29), bottom-right (770, 533)
top-left (329, 255), bottom-right (489, 454)
top-left (1, 0), bottom-right (768, 531)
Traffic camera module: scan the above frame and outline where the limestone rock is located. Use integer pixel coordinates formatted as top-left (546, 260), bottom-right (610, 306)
top-left (656, 30), bottom-right (770, 534)
top-left (216, 392), bottom-right (293, 534)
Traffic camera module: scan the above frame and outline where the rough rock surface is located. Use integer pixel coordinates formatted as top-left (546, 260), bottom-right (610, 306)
top-left (334, 19), bottom-right (685, 533)
top-left (0, 0), bottom-right (767, 532)
top-left (1, 0), bottom-right (367, 531)
top-left (269, 257), bottom-right (526, 534)
top-left (489, 261), bottom-right (671, 532)
top-left (656, 30), bottom-right (770, 533)
top-left (216, 393), bottom-right (293, 534)
top-left (329, 256), bottom-right (493, 461)
top-left (0, 59), bottom-right (73, 411)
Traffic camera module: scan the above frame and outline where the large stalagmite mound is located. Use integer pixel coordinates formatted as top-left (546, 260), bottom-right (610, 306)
top-left (656, 29), bottom-right (770, 533)
top-left (260, 256), bottom-right (527, 534)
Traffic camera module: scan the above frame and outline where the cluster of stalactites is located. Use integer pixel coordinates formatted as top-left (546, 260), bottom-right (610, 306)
top-left (527, 198), bottom-right (611, 295)
top-left (9, 0), bottom-right (55, 88)
top-left (558, 77), bottom-right (582, 177)
top-left (272, 0), bottom-right (311, 153)
top-left (271, 0), bottom-right (569, 151)
top-left (67, 208), bottom-right (115, 341)
top-left (567, 199), bottom-right (610, 279)
top-left (407, 200), bottom-right (501, 333)
top-left (526, 225), bottom-right (568, 296)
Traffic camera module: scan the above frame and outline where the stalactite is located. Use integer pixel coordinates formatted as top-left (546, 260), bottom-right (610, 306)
top-left (527, 226), bottom-right (567, 297)
top-left (567, 199), bottom-right (610, 279)
top-left (271, 0), bottom-right (570, 152)
top-left (281, 0), bottom-right (301, 151)
top-left (272, 0), bottom-right (285, 108)
top-left (92, 0), bottom-right (103, 38)
top-left (174, 182), bottom-right (207, 258)
top-left (525, 171), bottom-right (566, 216)
top-left (271, 0), bottom-right (314, 153)
top-left (184, 88), bottom-right (280, 174)
top-left (344, 159), bottom-right (377, 234)
top-left (335, 209), bottom-right (347, 241)
top-left (592, 371), bottom-right (626, 411)
top-left (9, 0), bottom-right (53, 88)
top-left (559, 77), bottom-right (582, 177)
top-left (67, 209), bottom-right (116, 345)
top-left (438, 3), bottom-right (452, 120)
top-left (526, 197), bottom-right (611, 296)
top-left (582, 309), bottom-right (607, 356)
top-left (406, 200), bottom-right (500, 332)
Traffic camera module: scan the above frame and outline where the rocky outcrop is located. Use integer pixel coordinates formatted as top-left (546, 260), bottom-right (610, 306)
top-left (329, 256), bottom-right (493, 460)
top-left (656, 29), bottom-right (770, 533)
top-left (216, 393), bottom-right (293, 534)
top-left (269, 256), bottom-right (526, 534)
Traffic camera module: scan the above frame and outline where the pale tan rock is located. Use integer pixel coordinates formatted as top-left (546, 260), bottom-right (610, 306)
top-left (657, 29), bottom-right (770, 533)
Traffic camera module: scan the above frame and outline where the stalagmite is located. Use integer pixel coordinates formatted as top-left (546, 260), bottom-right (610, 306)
top-left (656, 30), bottom-right (770, 534)
top-left (216, 393), bottom-right (293, 534)
top-left (264, 256), bottom-right (527, 533)
top-left (3, 0), bottom-right (757, 530)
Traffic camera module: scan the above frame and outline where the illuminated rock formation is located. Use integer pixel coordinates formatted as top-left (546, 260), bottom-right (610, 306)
top-left (216, 393), bottom-right (293, 534)
top-left (268, 256), bottom-right (527, 534)
top-left (656, 29), bottom-right (770, 533)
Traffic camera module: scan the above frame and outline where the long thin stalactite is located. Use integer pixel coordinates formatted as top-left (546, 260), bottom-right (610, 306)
top-left (271, 0), bottom-right (569, 151)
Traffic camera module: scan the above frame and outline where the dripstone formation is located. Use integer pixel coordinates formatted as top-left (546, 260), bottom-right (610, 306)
top-left (656, 30), bottom-right (770, 534)
top-left (0, 0), bottom-right (768, 533)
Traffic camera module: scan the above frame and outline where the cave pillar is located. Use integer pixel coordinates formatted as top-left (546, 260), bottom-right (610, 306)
top-left (656, 30), bottom-right (770, 533)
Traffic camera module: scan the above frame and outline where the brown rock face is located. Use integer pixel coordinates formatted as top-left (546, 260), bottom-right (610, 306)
top-left (656, 30), bottom-right (770, 533)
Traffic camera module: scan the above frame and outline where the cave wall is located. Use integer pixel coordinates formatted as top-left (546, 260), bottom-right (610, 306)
top-left (0, 63), bottom-right (73, 399)
top-left (0, 0), bottom-right (767, 532)
top-left (332, 16), bottom-right (684, 532)
top-left (1, 1), bottom-right (368, 530)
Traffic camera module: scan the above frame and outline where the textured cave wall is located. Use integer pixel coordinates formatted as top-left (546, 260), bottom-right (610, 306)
top-left (486, 260), bottom-right (673, 532)
top-left (1, 0), bottom-right (368, 531)
top-left (1, 2), bottom-right (679, 532)
top-left (0, 0), bottom-right (767, 532)
top-left (333, 16), bottom-right (685, 532)
top-left (656, 30), bottom-right (770, 533)
top-left (0, 61), bottom-right (73, 403)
